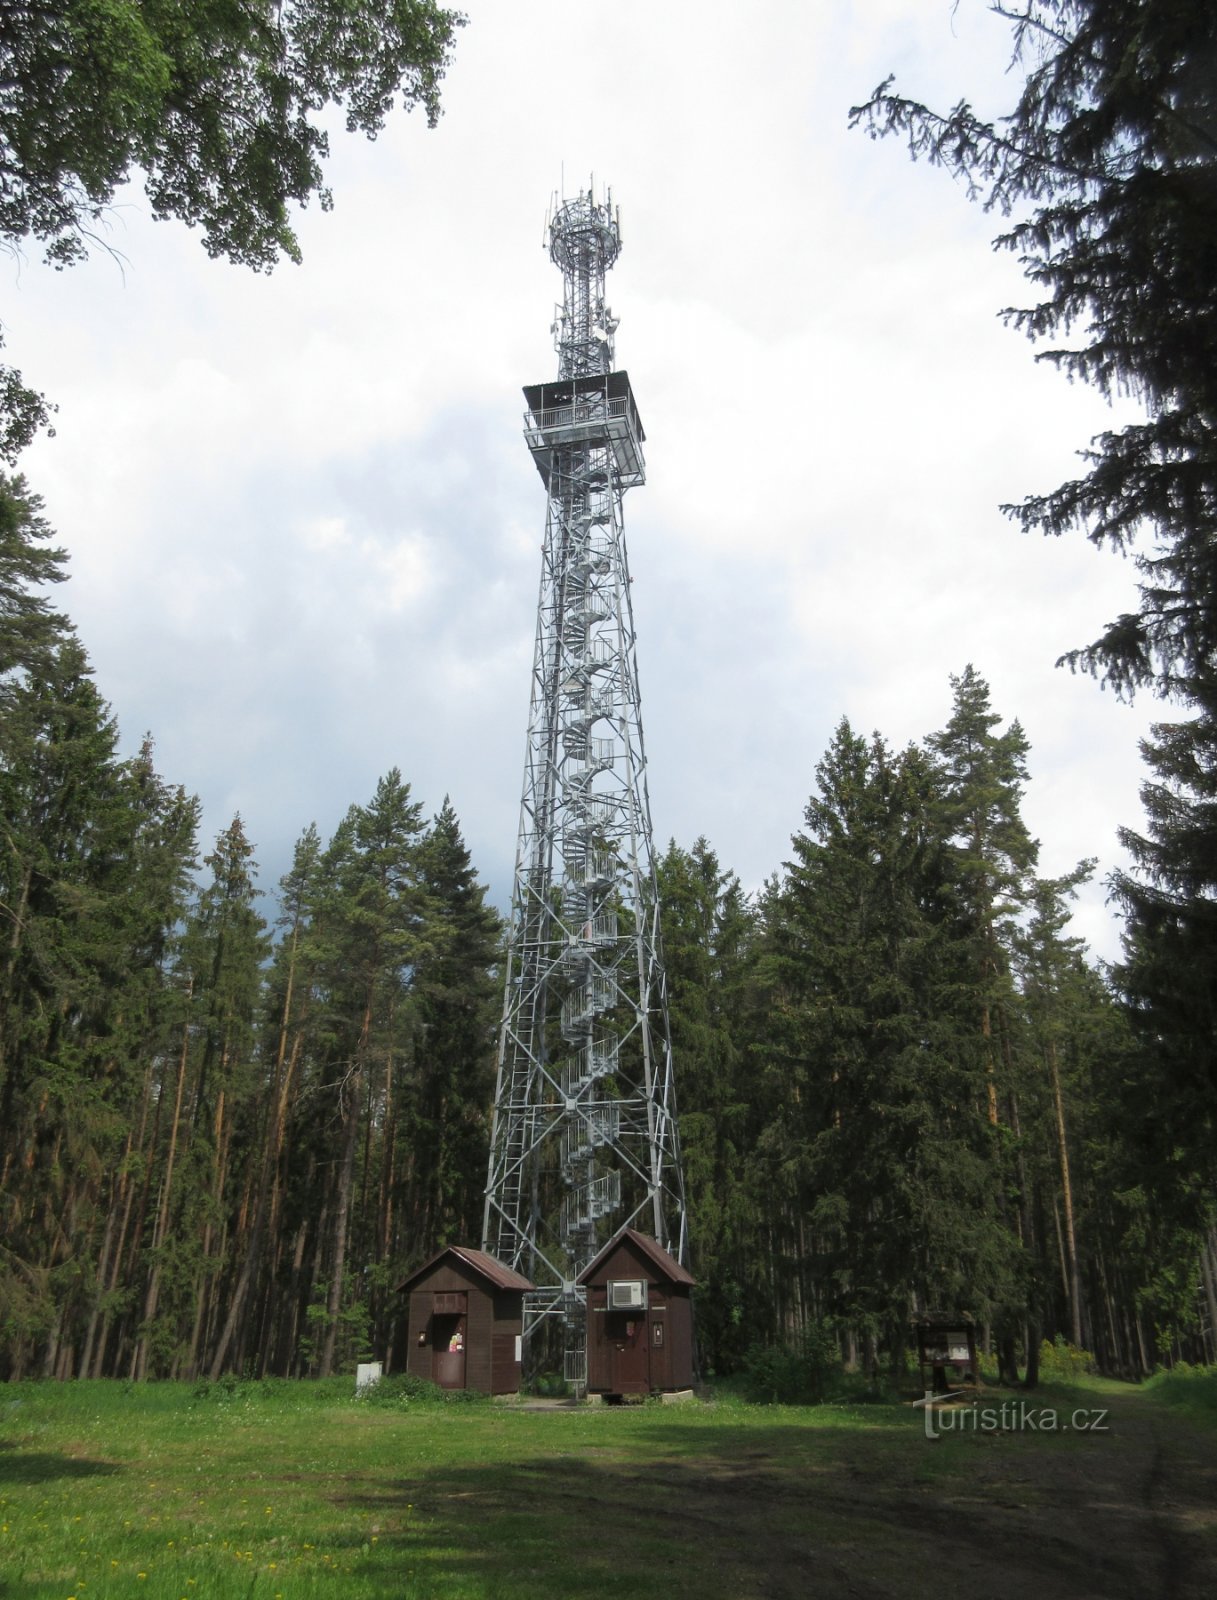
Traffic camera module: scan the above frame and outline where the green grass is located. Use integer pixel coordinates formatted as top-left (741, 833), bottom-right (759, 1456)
top-left (1143, 1363), bottom-right (1217, 1426)
top-left (1, 1374), bottom-right (1214, 1598)
top-left (0, 1380), bottom-right (868, 1599)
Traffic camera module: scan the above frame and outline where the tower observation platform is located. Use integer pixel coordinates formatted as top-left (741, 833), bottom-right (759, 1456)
top-left (522, 370), bottom-right (645, 489)
top-left (482, 187), bottom-right (686, 1388)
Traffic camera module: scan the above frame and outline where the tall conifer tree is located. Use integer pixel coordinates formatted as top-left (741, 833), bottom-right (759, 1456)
top-left (402, 798), bottom-right (501, 1270)
top-left (762, 722), bottom-right (1015, 1363)
top-left (658, 838), bottom-right (758, 1371)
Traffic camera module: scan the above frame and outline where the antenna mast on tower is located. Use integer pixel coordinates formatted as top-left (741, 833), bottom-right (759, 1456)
top-left (483, 186), bottom-right (686, 1384)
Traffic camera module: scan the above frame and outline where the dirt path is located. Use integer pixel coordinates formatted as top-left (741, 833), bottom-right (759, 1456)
top-left (652, 1390), bottom-right (1217, 1599)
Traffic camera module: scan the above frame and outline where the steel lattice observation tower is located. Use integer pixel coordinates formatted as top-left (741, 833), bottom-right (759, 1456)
top-left (482, 188), bottom-right (687, 1384)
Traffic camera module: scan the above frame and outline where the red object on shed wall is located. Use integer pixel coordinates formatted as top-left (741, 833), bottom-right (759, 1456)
top-left (578, 1228), bottom-right (696, 1396)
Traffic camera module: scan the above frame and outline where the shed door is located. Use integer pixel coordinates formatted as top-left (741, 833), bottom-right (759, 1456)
top-left (430, 1292), bottom-right (468, 1389)
top-left (606, 1310), bottom-right (650, 1393)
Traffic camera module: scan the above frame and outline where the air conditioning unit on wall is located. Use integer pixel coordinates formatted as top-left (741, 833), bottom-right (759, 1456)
top-left (608, 1279), bottom-right (648, 1311)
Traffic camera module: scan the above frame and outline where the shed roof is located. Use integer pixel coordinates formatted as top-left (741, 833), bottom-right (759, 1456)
top-left (576, 1226), bottom-right (695, 1288)
top-left (395, 1245), bottom-right (534, 1295)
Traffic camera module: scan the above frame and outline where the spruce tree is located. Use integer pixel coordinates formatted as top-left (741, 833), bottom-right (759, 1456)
top-left (400, 799), bottom-right (501, 1275)
top-left (926, 666), bottom-right (1039, 1127)
top-left (658, 838), bottom-right (758, 1371)
top-left (926, 668), bottom-right (1044, 1379)
top-left (853, 8), bottom-right (1217, 1272)
top-left (0, 474), bottom-right (69, 690)
top-left (1112, 684), bottom-right (1217, 1211)
top-left (1015, 866), bottom-right (1100, 1351)
top-left (852, 3), bottom-right (1217, 699)
top-left (762, 722), bottom-right (1015, 1365)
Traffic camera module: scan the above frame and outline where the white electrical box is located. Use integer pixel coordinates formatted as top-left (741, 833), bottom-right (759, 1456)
top-left (355, 1361), bottom-right (382, 1395)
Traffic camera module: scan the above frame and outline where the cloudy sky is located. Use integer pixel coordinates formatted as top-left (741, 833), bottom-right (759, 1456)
top-left (8, 1), bottom-right (1157, 962)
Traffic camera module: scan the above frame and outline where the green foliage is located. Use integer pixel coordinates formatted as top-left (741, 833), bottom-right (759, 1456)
top-left (757, 717), bottom-right (1020, 1339)
top-left (406, 797), bottom-right (504, 1257)
top-left (659, 836), bottom-right (760, 1373)
top-left (357, 1370), bottom-right (486, 1406)
top-left (0, 1), bottom-right (464, 453)
top-left (851, 5), bottom-right (1217, 1285)
top-left (742, 1322), bottom-right (840, 1405)
top-left (1145, 1363), bottom-right (1217, 1426)
top-left (0, 514), bottom-right (505, 1384)
top-left (0, 475), bottom-right (67, 673)
top-left (851, 2), bottom-right (1217, 698)
top-left (0, 360), bottom-right (53, 464)
top-left (1039, 1335), bottom-right (1097, 1381)
top-left (528, 1370), bottom-right (570, 1399)
top-left (0, 0), bottom-right (464, 271)
top-left (1112, 686), bottom-right (1217, 1204)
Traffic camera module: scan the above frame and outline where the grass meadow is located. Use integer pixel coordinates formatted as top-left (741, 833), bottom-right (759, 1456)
top-left (2, 1371), bottom-right (1215, 1599)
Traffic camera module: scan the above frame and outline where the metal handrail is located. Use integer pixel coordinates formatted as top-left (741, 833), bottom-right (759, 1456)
top-left (526, 396), bottom-right (635, 434)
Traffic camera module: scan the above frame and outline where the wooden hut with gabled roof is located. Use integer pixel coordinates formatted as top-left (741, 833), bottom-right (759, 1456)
top-left (577, 1227), bottom-right (696, 1398)
top-left (396, 1246), bottom-right (533, 1395)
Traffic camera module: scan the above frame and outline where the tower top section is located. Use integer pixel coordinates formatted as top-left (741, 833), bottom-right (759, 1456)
top-left (525, 185), bottom-right (644, 491)
top-left (548, 188), bottom-right (621, 277)
top-left (547, 186), bottom-right (622, 381)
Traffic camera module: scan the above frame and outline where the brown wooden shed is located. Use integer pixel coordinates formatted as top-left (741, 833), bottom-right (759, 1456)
top-left (396, 1246), bottom-right (533, 1395)
top-left (578, 1227), bottom-right (696, 1397)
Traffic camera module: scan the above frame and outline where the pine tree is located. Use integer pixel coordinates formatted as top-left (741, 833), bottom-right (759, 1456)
top-left (132, 815), bottom-right (267, 1379)
top-left (305, 771), bottom-right (427, 1378)
top-left (208, 822), bottom-right (323, 1378)
top-left (75, 737), bottom-right (199, 1380)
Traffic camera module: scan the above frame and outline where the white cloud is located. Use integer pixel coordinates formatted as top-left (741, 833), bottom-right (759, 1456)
top-left (1, 0), bottom-right (1162, 964)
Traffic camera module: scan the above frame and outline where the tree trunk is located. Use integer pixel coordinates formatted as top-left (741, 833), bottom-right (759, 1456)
top-left (1097, 1247), bottom-right (1123, 1376)
top-left (209, 1028), bottom-right (302, 1379)
top-left (1046, 1038), bottom-right (1083, 1346)
top-left (132, 1004), bottom-right (191, 1380)
top-left (319, 1061), bottom-right (365, 1378)
top-left (997, 1333), bottom-right (1019, 1386)
top-left (1201, 1233), bottom-right (1217, 1364)
top-left (1022, 1321), bottom-right (1041, 1388)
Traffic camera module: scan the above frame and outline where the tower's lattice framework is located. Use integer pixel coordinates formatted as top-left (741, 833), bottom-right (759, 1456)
top-left (483, 189), bottom-right (686, 1380)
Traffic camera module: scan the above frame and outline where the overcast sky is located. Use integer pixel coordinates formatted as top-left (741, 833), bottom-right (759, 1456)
top-left (7, 1), bottom-right (1157, 963)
